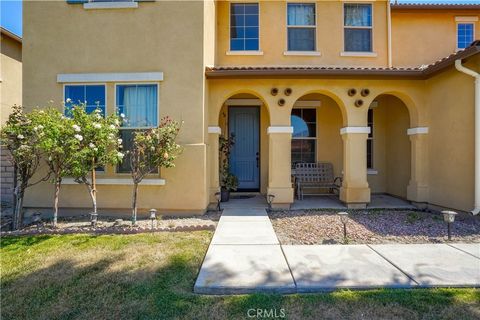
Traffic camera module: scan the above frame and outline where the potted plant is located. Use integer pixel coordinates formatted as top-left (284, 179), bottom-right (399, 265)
top-left (220, 170), bottom-right (238, 202)
top-left (219, 134), bottom-right (238, 202)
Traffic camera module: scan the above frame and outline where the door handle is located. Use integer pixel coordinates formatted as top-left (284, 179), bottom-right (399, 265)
top-left (256, 152), bottom-right (259, 168)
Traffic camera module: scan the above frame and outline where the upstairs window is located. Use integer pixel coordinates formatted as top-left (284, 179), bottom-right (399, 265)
top-left (230, 3), bottom-right (259, 51)
top-left (457, 23), bottom-right (474, 49)
top-left (287, 3), bottom-right (316, 51)
top-left (64, 84), bottom-right (106, 116)
top-left (291, 108), bottom-right (316, 167)
top-left (344, 3), bottom-right (372, 52)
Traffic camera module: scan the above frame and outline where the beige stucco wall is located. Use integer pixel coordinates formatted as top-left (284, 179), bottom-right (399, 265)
top-left (1, 32), bottom-right (22, 125)
top-left (392, 9), bottom-right (480, 67)
top-left (216, 0), bottom-right (389, 67)
top-left (425, 56), bottom-right (479, 212)
top-left (23, 1), bottom-right (212, 213)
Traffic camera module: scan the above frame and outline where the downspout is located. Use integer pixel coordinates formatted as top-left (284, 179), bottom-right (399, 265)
top-left (387, 1), bottom-right (392, 68)
top-left (455, 59), bottom-right (480, 215)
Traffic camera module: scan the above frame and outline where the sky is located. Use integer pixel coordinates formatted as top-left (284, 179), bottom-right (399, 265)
top-left (1, 0), bottom-right (22, 37)
top-left (0, 0), bottom-right (479, 38)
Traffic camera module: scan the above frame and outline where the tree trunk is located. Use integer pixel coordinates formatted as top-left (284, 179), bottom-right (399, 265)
top-left (53, 177), bottom-right (61, 228)
top-left (12, 186), bottom-right (24, 230)
top-left (132, 182), bottom-right (139, 225)
top-left (90, 168), bottom-right (97, 214)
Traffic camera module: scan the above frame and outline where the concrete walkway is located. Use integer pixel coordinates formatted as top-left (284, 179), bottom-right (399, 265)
top-left (194, 207), bottom-right (480, 294)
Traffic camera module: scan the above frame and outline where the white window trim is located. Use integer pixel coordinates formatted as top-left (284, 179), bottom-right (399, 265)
top-left (83, 2), bottom-right (138, 10)
top-left (226, 50), bottom-right (264, 55)
top-left (229, 2), bottom-right (261, 52)
top-left (456, 21), bottom-right (476, 51)
top-left (57, 72), bottom-right (164, 83)
top-left (367, 169), bottom-right (378, 175)
top-left (455, 16), bottom-right (479, 22)
top-left (342, 2), bottom-right (374, 53)
top-left (284, 51), bottom-right (321, 56)
top-left (340, 51), bottom-right (377, 57)
top-left (115, 82), bottom-right (161, 174)
top-left (62, 178), bottom-right (166, 186)
top-left (286, 2), bottom-right (318, 52)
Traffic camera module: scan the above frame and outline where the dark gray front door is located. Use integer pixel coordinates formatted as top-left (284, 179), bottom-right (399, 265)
top-left (228, 107), bottom-right (260, 190)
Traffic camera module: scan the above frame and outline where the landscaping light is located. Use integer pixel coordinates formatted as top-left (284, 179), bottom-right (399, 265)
top-left (338, 211), bottom-right (348, 243)
top-left (442, 210), bottom-right (457, 241)
top-left (149, 209), bottom-right (157, 230)
top-left (267, 194), bottom-right (275, 210)
top-left (90, 213), bottom-right (98, 228)
top-left (215, 192), bottom-right (221, 211)
top-left (32, 212), bottom-right (42, 231)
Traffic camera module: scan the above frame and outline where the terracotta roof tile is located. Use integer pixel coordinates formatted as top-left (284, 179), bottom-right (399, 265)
top-left (206, 41), bottom-right (480, 79)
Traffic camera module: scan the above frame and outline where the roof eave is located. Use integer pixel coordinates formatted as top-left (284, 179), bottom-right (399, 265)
top-left (391, 4), bottom-right (480, 10)
top-left (0, 27), bottom-right (22, 44)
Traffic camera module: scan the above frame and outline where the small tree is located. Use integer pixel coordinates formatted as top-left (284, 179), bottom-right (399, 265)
top-left (67, 104), bottom-right (123, 215)
top-left (129, 117), bottom-right (182, 224)
top-left (0, 105), bottom-right (49, 229)
top-left (31, 107), bottom-right (79, 227)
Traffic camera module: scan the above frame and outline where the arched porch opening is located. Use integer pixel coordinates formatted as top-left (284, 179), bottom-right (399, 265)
top-left (290, 93), bottom-right (344, 198)
top-left (218, 93), bottom-right (271, 194)
top-left (367, 94), bottom-right (411, 199)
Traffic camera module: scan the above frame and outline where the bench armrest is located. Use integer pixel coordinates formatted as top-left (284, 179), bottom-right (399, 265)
top-left (334, 176), bottom-right (343, 187)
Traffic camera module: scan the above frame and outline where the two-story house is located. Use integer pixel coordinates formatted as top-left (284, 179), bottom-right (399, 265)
top-left (23, 0), bottom-right (480, 215)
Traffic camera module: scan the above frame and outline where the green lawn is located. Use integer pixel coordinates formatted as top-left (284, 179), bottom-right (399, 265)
top-left (1, 232), bottom-right (479, 320)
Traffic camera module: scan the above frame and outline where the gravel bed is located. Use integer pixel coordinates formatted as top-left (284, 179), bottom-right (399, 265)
top-left (2, 210), bottom-right (221, 236)
top-left (269, 209), bottom-right (480, 245)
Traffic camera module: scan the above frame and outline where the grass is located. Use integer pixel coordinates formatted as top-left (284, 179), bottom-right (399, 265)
top-left (1, 233), bottom-right (479, 320)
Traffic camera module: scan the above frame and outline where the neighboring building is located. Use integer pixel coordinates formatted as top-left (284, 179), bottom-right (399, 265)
top-left (23, 1), bottom-right (480, 214)
top-left (1, 27), bottom-right (22, 204)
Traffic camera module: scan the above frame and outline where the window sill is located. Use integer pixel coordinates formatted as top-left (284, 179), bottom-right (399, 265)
top-left (340, 51), bottom-right (378, 57)
top-left (367, 169), bottom-right (378, 175)
top-left (226, 51), bottom-right (264, 56)
top-left (83, 2), bottom-right (138, 10)
top-left (62, 178), bottom-right (165, 186)
top-left (284, 51), bottom-right (321, 56)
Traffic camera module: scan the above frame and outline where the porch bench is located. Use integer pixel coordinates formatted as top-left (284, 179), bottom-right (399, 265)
top-left (294, 162), bottom-right (342, 200)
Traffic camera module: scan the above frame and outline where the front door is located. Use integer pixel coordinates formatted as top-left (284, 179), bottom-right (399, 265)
top-left (228, 107), bottom-right (260, 191)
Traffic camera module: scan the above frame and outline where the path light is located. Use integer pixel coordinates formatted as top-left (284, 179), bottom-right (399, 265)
top-left (149, 209), bottom-right (157, 230)
top-left (215, 192), bottom-right (221, 211)
top-left (90, 213), bottom-right (98, 228)
top-left (267, 194), bottom-right (275, 211)
top-left (32, 212), bottom-right (42, 231)
top-left (338, 211), bottom-right (348, 243)
top-left (442, 210), bottom-right (457, 241)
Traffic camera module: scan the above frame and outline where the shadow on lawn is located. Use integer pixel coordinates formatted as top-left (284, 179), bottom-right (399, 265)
top-left (1, 235), bottom-right (479, 320)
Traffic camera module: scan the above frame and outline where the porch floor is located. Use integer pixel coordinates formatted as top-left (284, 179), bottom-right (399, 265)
top-left (221, 193), bottom-right (415, 210)
top-left (291, 194), bottom-right (415, 210)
